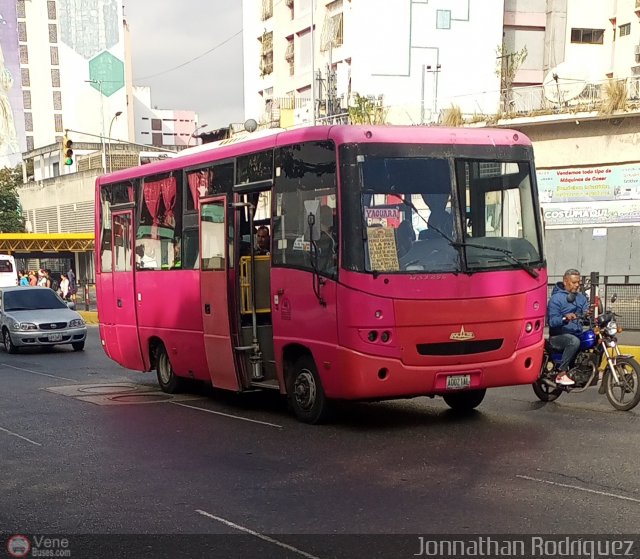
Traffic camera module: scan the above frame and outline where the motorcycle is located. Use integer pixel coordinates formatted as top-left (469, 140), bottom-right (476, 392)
top-left (533, 293), bottom-right (640, 411)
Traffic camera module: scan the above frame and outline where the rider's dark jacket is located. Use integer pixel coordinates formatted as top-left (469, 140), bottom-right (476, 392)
top-left (547, 282), bottom-right (589, 337)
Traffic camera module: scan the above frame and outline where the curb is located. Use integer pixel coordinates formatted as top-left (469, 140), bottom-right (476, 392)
top-left (78, 311), bottom-right (99, 325)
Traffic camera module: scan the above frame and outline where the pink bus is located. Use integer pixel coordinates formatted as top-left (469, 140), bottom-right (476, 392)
top-left (95, 125), bottom-right (547, 423)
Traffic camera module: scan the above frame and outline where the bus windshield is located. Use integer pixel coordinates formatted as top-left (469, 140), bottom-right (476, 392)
top-left (354, 148), bottom-right (542, 274)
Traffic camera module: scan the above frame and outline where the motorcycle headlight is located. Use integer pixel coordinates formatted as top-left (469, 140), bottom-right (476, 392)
top-left (606, 322), bottom-right (618, 336)
top-left (69, 318), bottom-right (85, 328)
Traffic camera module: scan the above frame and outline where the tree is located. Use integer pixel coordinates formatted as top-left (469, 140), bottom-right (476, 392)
top-left (348, 93), bottom-right (387, 124)
top-left (495, 44), bottom-right (528, 114)
top-left (0, 165), bottom-right (24, 233)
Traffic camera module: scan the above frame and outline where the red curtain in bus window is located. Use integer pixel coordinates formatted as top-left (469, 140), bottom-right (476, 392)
top-left (187, 170), bottom-right (211, 210)
top-left (127, 182), bottom-right (135, 203)
top-left (143, 180), bottom-right (162, 238)
top-left (160, 176), bottom-right (177, 228)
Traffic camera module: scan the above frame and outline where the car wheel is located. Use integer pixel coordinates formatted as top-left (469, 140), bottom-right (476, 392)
top-left (72, 341), bottom-right (85, 352)
top-left (3, 328), bottom-right (17, 354)
top-left (156, 345), bottom-right (184, 393)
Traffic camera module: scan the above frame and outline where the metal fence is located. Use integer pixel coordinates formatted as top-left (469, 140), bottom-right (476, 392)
top-left (547, 279), bottom-right (640, 331)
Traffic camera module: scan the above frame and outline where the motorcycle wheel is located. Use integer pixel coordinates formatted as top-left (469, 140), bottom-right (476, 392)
top-left (605, 358), bottom-right (640, 411)
top-left (532, 378), bottom-right (563, 402)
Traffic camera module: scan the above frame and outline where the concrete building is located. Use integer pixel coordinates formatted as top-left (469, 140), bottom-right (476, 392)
top-left (242, 0), bottom-right (505, 126)
top-left (133, 85), bottom-right (200, 148)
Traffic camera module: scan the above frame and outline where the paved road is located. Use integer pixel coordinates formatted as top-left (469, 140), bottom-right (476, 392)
top-left (1, 328), bottom-right (640, 558)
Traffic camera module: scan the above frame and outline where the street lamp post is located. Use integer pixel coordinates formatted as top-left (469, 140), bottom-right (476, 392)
top-left (107, 111), bottom-right (123, 173)
top-left (85, 79), bottom-right (106, 172)
top-left (188, 123), bottom-right (208, 146)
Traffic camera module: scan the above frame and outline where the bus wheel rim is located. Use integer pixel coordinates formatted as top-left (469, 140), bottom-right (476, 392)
top-left (159, 353), bottom-right (171, 384)
top-left (294, 369), bottom-right (316, 411)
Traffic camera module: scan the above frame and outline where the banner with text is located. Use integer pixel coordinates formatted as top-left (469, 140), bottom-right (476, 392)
top-left (537, 163), bottom-right (640, 226)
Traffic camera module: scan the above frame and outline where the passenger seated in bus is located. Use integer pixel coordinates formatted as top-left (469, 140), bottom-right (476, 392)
top-left (396, 220), bottom-right (415, 257)
top-left (255, 225), bottom-right (270, 256)
top-left (171, 237), bottom-right (182, 268)
top-left (136, 243), bottom-right (158, 269)
top-left (422, 209), bottom-right (453, 240)
top-left (316, 205), bottom-right (337, 273)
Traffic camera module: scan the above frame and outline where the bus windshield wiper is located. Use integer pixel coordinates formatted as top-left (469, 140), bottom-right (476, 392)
top-left (451, 241), bottom-right (539, 278)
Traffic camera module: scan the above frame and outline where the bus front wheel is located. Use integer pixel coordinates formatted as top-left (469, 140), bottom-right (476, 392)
top-left (442, 389), bottom-right (486, 411)
top-left (287, 355), bottom-right (331, 424)
top-left (156, 346), bottom-right (184, 394)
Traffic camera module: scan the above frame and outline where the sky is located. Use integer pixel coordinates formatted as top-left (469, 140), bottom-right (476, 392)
top-left (123, 1), bottom-right (245, 133)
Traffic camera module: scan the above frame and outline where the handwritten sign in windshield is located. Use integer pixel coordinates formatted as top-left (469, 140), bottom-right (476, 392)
top-left (367, 227), bottom-right (399, 271)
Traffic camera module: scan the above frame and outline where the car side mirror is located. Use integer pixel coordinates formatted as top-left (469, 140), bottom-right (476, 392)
top-left (567, 292), bottom-right (576, 303)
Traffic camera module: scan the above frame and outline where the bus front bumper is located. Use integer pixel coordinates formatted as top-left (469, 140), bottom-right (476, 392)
top-left (321, 340), bottom-right (544, 400)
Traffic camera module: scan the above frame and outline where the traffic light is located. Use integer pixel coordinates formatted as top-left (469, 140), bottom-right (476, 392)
top-left (61, 134), bottom-right (73, 166)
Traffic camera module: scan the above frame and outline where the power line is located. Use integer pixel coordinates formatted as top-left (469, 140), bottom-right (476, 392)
top-left (135, 29), bottom-right (243, 81)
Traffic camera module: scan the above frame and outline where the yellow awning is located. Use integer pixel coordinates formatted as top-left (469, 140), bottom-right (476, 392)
top-left (0, 233), bottom-right (95, 253)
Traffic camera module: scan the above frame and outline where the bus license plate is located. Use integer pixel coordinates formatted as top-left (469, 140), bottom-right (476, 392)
top-left (446, 374), bottom-right (471, 390)
top-left (48, 333), bottom-right (62, 342)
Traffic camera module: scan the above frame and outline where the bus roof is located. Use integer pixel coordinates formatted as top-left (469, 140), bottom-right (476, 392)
top-left (98, 125), bottom-right (532, 184)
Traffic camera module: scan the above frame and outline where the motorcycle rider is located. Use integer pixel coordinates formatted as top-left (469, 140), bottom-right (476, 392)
top-left (547, 268), bottom-right (590, 386)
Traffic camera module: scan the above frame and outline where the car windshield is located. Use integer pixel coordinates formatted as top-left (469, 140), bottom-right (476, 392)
top-left (4, 289), bottom-right (68, 311)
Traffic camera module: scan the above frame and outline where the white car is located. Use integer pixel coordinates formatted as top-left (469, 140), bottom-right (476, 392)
top-left (0, 286), bottom-right (87, 353)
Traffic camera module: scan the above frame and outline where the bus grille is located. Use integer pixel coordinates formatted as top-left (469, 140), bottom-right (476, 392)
top-left (416, 339), bottom-right (503, 356)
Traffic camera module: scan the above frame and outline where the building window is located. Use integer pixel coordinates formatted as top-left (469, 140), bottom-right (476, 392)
top-left (19, 45), bottom-right (28, 64)
top-left (54, 113), bottom-right (63, 133)
top-left (260, 31), bottom-right (273, 76)
top-left (21, 68), bottom-right (30, 87)
top-left (17, 1), bottom-right (25, 19)
top-left (24, 112), bottom-right (33, 132)
top-left (436, 10), bottom-right (451, 30)
top-left (47, 0), bottom-right (56, 19)
top-left (51, 69), bottom-right (60, 88)
top-left (321, 12), bottom-right (343, 51)
top-left (48, 23), bottom-right (57, 43)
top-left (18, 22), bottom-right (27, 42)
top-left (152, 132), bottom-right (163, 146)
top-left (50, 46), bottom-right (59, 65)
top-left (570, 28), bottom-right (605, 44)
top-left (53, 91), bottom-right (62, 110)
top-left (261, 0), bottom-right (273, 20)
top-left (620, 23), bottom-right (631, 36)
top-left (23, 90), bottom-right (31, 110)
top-left (285, 38), bottom-right (294, 75)
top-left (151, 118), bottom-right (162, 131)
top-left (26, 136), bottom-right (34, 151)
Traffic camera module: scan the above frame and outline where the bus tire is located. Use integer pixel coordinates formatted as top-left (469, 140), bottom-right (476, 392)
top-left (3, 328), bottom-right (17, 354)
top-left (287, 355), bottom-right (331, 424)
top-left (442, 388), bottom-right (486, 411)
top-left (156, 345), bottom-right (184, 394)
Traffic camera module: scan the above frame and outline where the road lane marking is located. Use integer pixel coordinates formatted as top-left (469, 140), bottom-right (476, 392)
top-left (195, 510), bottom-right (321, 559)
top-left (171, 401), bottom-right (283, 429)
top-left (517, 474), bottom-right (640, 504)
top-left (0, 363), bottom-right (76, 382)
top-left (0, 425), bottom-right (42, 446)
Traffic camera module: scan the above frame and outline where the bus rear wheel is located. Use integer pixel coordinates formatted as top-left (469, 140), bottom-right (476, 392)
top-left (287, 355), bottom-right (331, 424)
top-left (156, 346), bottom-right (184, 394)
top-left (443, 389), bottom-right (486, 411)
